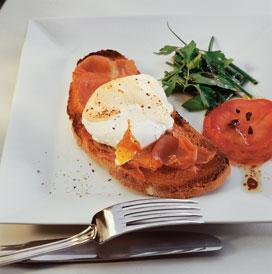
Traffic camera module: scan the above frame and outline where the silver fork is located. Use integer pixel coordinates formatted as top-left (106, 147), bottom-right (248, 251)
top-left (0, 198), bottom-right (202, 266)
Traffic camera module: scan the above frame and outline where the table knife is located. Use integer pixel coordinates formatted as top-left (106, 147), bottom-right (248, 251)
top-left (1, 229), bottom-right (222, 263)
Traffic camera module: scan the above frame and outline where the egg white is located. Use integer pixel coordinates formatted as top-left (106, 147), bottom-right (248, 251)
top-left (82, 74), bottom-right (174, 149)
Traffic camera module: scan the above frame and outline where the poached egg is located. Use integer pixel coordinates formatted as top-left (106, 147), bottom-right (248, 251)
top-left (82, 74), bottom-right (174, 165)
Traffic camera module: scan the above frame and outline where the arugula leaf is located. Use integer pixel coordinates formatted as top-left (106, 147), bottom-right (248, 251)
top-left (155, 45), bottom-right (177, 55)
top-left (198, 86), bottom-right (210, 108)
top-left (198, 85), bottom-right (234, 110)
top-left (164, 83), bottom-right (176, 96)
top-left (189, 72), bottom-right (237, 91)
top-left (217, 89), bottom-right (234, 102)
top-left (187, 52), bottom-right (202, 70)
top-left (162, 72), bottom-right (180, 96)
top-left (156, 26), bottom-right (257, 111)
top-left (224, 74), bottom-right (252, 97)
top-left (199, 85), bottom-right (219, 109)
top-left (203, 51), bottom-right (233, 74)
top-left (173, 51), bottom-right (185, 66)
top-left (182, 40), bottom-right (197, 63)
top-left (182, 95), bottom-right (206, 111)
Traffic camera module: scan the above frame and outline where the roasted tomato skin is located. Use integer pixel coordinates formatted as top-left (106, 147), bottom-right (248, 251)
top-left (203, 99), bottom-right (272, 165)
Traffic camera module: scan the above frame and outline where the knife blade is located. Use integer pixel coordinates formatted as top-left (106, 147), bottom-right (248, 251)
top-left (1, 229), bottom-right (222, 263)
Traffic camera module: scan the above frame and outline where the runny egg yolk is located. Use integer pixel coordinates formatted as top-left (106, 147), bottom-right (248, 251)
top-left (115, 121), bottom-right (141, 166)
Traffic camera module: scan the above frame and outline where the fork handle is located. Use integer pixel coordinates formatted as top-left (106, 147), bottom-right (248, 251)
top-left (0, 224), bottom-right (97, 266)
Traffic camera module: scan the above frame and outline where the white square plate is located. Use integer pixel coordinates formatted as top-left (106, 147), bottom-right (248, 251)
top-left (1, 15), bottom-right (272, 224)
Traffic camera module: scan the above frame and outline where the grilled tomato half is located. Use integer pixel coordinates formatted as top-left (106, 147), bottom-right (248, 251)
top-left (203, 98), bottom-right (272, 165)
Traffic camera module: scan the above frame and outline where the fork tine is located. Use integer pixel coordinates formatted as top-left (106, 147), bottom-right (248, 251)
top-left (123, 205), bottom-right (200, 216)
top-left (121, 198), bottom-right (198, 209)
top-left (129, 219), bottom-right (204, 231)
top-left (126, 212), bottom-right (202, 224)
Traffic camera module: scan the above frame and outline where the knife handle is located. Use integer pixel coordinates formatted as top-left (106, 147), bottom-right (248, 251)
top-left (0, 225), bottom-right (96, 266)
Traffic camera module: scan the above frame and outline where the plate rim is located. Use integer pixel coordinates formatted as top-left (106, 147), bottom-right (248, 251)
top-left (1, 14), bottom-right (272, 225)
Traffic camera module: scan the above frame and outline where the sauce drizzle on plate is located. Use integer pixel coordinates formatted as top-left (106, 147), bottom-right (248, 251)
top-left (242, 165), bottom-right (262, 193)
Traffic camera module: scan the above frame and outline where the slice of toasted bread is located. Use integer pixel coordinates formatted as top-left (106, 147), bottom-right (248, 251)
top-left (67, 50), bottom-right (230, 198)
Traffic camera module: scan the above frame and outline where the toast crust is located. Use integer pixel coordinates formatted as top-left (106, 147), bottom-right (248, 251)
top-left (67, 50), bottom-right (230, 198)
